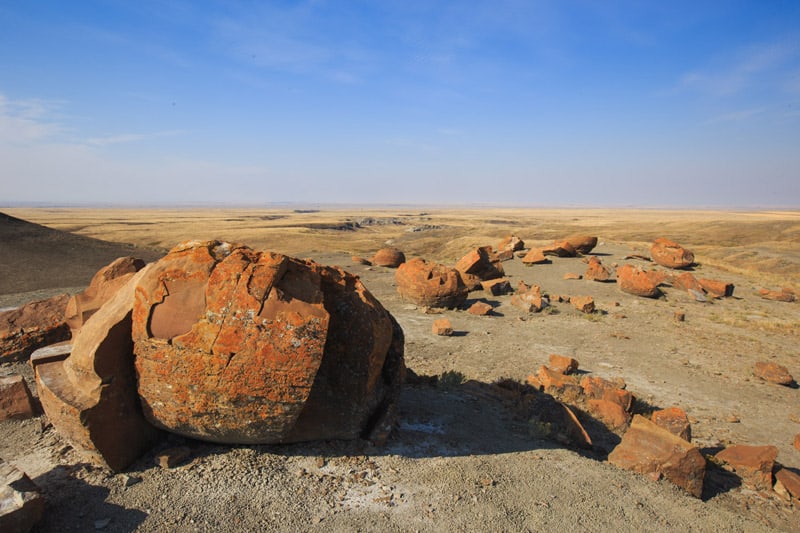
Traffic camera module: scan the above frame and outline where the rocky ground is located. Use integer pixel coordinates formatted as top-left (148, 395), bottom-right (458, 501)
top-left (1, 210), bottom-right (799, 532)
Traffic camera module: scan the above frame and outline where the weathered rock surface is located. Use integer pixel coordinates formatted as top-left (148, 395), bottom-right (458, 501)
top-left (584, 256), bottom-right (612, 282)
top-left (672, 272), bottom-right (703, 293)
top-left (714, 444), bottom-right (778, 491)
top-left (548, 354), bottom-right (578, 375)
top-left (396, 258), bottom-right (469, 309)
top-left (370, 247), bottom-right (405, 268)
top-left (564, 235), bottom-right (598, 254)
top-left (608, 415), bottom-right (705, 498)
top-left (0, 460), bottom-right (45, 533)
top-left (0, 374), bottom-right (36, 421)
top-left (510, 282), bottom-right (548, 312)
top-left (133, 241), bottom-right (405, 446)
top-left (753, 361), bottom-right (794, 386)
top-left (0, 294), bottom-right (70, 362)
top-left (651, 407), bottom-right (691, 442)
top-left (497, 235), bottom-right (524, 252)
top-left (521, 248), bottom-right (548, 265)
top-left (587, 399), bottom-right (631, 431)
top-left (616, 264), bottom-right (661, 298)
top-left (571, 295), bottom-right (595, 313)
top-left (467, 301), bottom-right (493, 316)
top-left (34, 267), bottom-right (162, 472)
top-left (432, 318), bottom-right (453, 336)
top-left (65, 256), bottom-right (146, 336)
top-left (455, 247), bottom-right (504, 290)
top-left (650, 238), bottom-right (694, 269)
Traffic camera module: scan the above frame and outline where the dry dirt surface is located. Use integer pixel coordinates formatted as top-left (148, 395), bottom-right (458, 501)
top-left (1, 207), bottom-right (799, 532)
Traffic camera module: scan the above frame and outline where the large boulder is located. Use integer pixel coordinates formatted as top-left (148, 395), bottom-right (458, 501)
top-left (608, 415), bottom-right (705, 497)
top-left (370, 247), bottom-right (405, 268)
top-left (564, 235), bottom-right (598, 254)
top-left (64, 256), bottom-right (145, 336)
top-left (395, 258), bottom-right (468, 308)
top-left (454, 247), bottom-right (504, 290)
top-left (650, 238), bottom-right (694, 269)
top-left (34, 267), bottom-right (162, 472)
top-left (616, 264), bottom-right (661, 298)
top-left (0, 294), bottom-right (71, 362)
top-left (133, 241), bottom-right (404, 445)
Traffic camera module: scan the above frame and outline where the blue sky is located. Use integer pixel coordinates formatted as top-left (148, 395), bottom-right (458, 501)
top-left (1, 1), bottom-right (799, 206)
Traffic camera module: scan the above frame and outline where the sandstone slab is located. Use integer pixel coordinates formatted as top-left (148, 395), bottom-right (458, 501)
top-left (521, 249), bottom-right (548, 265)
top-left (714, 444), bottom-right (778, 491)
top-left (608, 415), bottom-right (705, 497)
top-left (651, 407), bottom-right (691, 442)
top-left (467, 302), bottom-right (493, 316)
top-left (455, 247), bottom-right (504, 290)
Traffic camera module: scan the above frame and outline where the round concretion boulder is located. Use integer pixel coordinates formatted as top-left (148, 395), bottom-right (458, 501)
top-left (395, 258), bottom-right (468, 308)
top-left (650, 238), bottom-right (694, 269)
top-left (371, 247), bottom-right (406, 268)
top-left (131, 241), bottom-right (404, 444)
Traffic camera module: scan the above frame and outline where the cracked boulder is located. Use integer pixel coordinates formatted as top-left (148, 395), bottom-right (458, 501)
top-left (650, 238), bottom-right (694, 269)
top-left (133, 241), bottom-right (404, 445)
top-left (395, 258), bottom-right (468, 309)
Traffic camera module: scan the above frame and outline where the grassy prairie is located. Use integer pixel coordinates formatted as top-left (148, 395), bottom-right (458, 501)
top-left (6, 206), bottom-right (798, 286)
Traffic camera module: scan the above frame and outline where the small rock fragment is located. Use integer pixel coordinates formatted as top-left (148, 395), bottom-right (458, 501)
top-left (0, 460), bottom-right (45, 533)
top-left (467, 302), bottom-right (493, 316)
top-left (157, 446), bottom-right (193, 469)
top-left (753, 362), bottom-right (795, 386)
top-left (562, 272), bottom-right (582, 280)
top-left (571, 296), bottom-right (595, 313)
top-left (758, 288), bottom-right (796, 302)
top-left (432, 318), bottom-right (454, 336)
top-left (548, 354), bottom-right (578, 375)
top-left (481, 278), bottom-right (512, 296)
top-left (674, 311), bottom-right (685, 322)
top-left (585, 256), bottom-right (612, 282)
top-left (521, 249), bottom-right (548, 265)
top-left (0, 374), bottom-right (36, 421)
top-left (775, 468), bottom-right (800, 501)
top-left (651, 407), bottom-right (691, 442)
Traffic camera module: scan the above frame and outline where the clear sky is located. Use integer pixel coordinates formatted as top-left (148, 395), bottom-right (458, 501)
top-left (1, 1), bottom-right (799, 207)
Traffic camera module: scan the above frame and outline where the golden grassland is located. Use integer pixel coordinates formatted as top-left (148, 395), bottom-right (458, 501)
top-left (6, 206), bottom-right (800, 287)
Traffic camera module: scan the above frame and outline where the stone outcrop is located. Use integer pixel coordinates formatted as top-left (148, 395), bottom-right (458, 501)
top-left (714, 444), bottom-right (778, 491)
top-left (34, 267), bottom-right (162, 471)
top-left (651, 407), bottom-right (691, 442)
top-left (584, 256), bottom-right (612, 282)
top-left (432, 318), bottom-right (453, 336)
top-left (616, 264), bottom-right (661, 298)
top-left (371, 247), bottom-right (406, 268)
top-left (65, 257), bottom-right (146, 336)
top-left (753, 362), bottom-right (794, 386)
top-left (0, 294), bottom-right (70, 362)
top-left (564, 235), bottom-right (598, 254)
top-left (608, 415), bottom-right (705, 498)
top-left (0, 460), bottom-right (45, 533)
top-left (133, 241), bottom-right (405, 446)
top-left (650, 238), bottom-right (694, 269)
top-left (0, 374), bottom-right (36, 421)
top-left (396, 258), bottom-right (468, 308)
top-left (511, 282), bottom-right (548, 313)
top-left (454, 247), bottom-right (504, 290)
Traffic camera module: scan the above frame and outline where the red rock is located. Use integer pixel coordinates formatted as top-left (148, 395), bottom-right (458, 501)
top-left (608, 415), bottom-right (705, 498)
top-left (396, 258), bottom-right (469, 308)
top-left (795, 433), bottom-right (800, 451)
top-left (510, 282), bottom-right (548, 312)
top-left (133, 241), bottom-right (405, 446)
top-left (455, 247), bottom-right (504, 290)
top-left (645, 270), bottom-right (669, 287)
top-left (371, 247), bottom-right (406, 268)
top-left (521, 248), bottom-right (548, 265)
top-left (571, 295), bottom-right (595, 313)
top-left (156, 446), bottom-right (192, 469)
top-left (672, 272), bottom-right (703, 293)
top-left (65, 256), bottom-right (146, 336)
top-left (714, 445), bottom-right (778, 491)
top-left (674, 311), bottom-right (686, 322)
top-left (548, 354), bottom-right (578, 375)
top-left (481, 278), bottom-right (512, 296)
top-left (351, 256), bottom-right (372, 266)
top-left (0, 374), bottom-right (35, 421)
top-left (34, 266), bottom-right (162, 471)
top-left (497, 235), bottom-right (525, 252)
top-left (753, 361), bottom-right (794, 386)
top-left (602, 388), bottom-right (634, 412)
top-left (775, 468), bottom-right (800, 501)
top-left (0, 294), bottom-right (70, 362)
top-left (432, 318), bottom-right (453, 336)
top-left (698, 278), bottom-right (734, 298)
top-left (0, 460), bottom-right (45, 533)
top-left (467, 302), bottom-right (493, 316)
top-left (580, 376), bottom-right (631, 410)
top-left (616, 264), bottom-right (661, 298)
top-left (651, 407), bottom-right (691, 442)
top-left (587, 399), bottom-right (631, 431)
top-left (563, 272), bottom-right (582, 280)
top-left (650, 238), bottom-right (694, 269)
top-left (564, 235), bottom-right (598, 254)
top-left (494, 249), bottom-right (515, 262)
top-left (759, 288), bottom-right (796, 302)
top-left (585, 256), bottom-right (612, 282)
top-left (536, 366), bottom-right (582, 402)
top-left (542, 241), bottom-right (577, 257)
